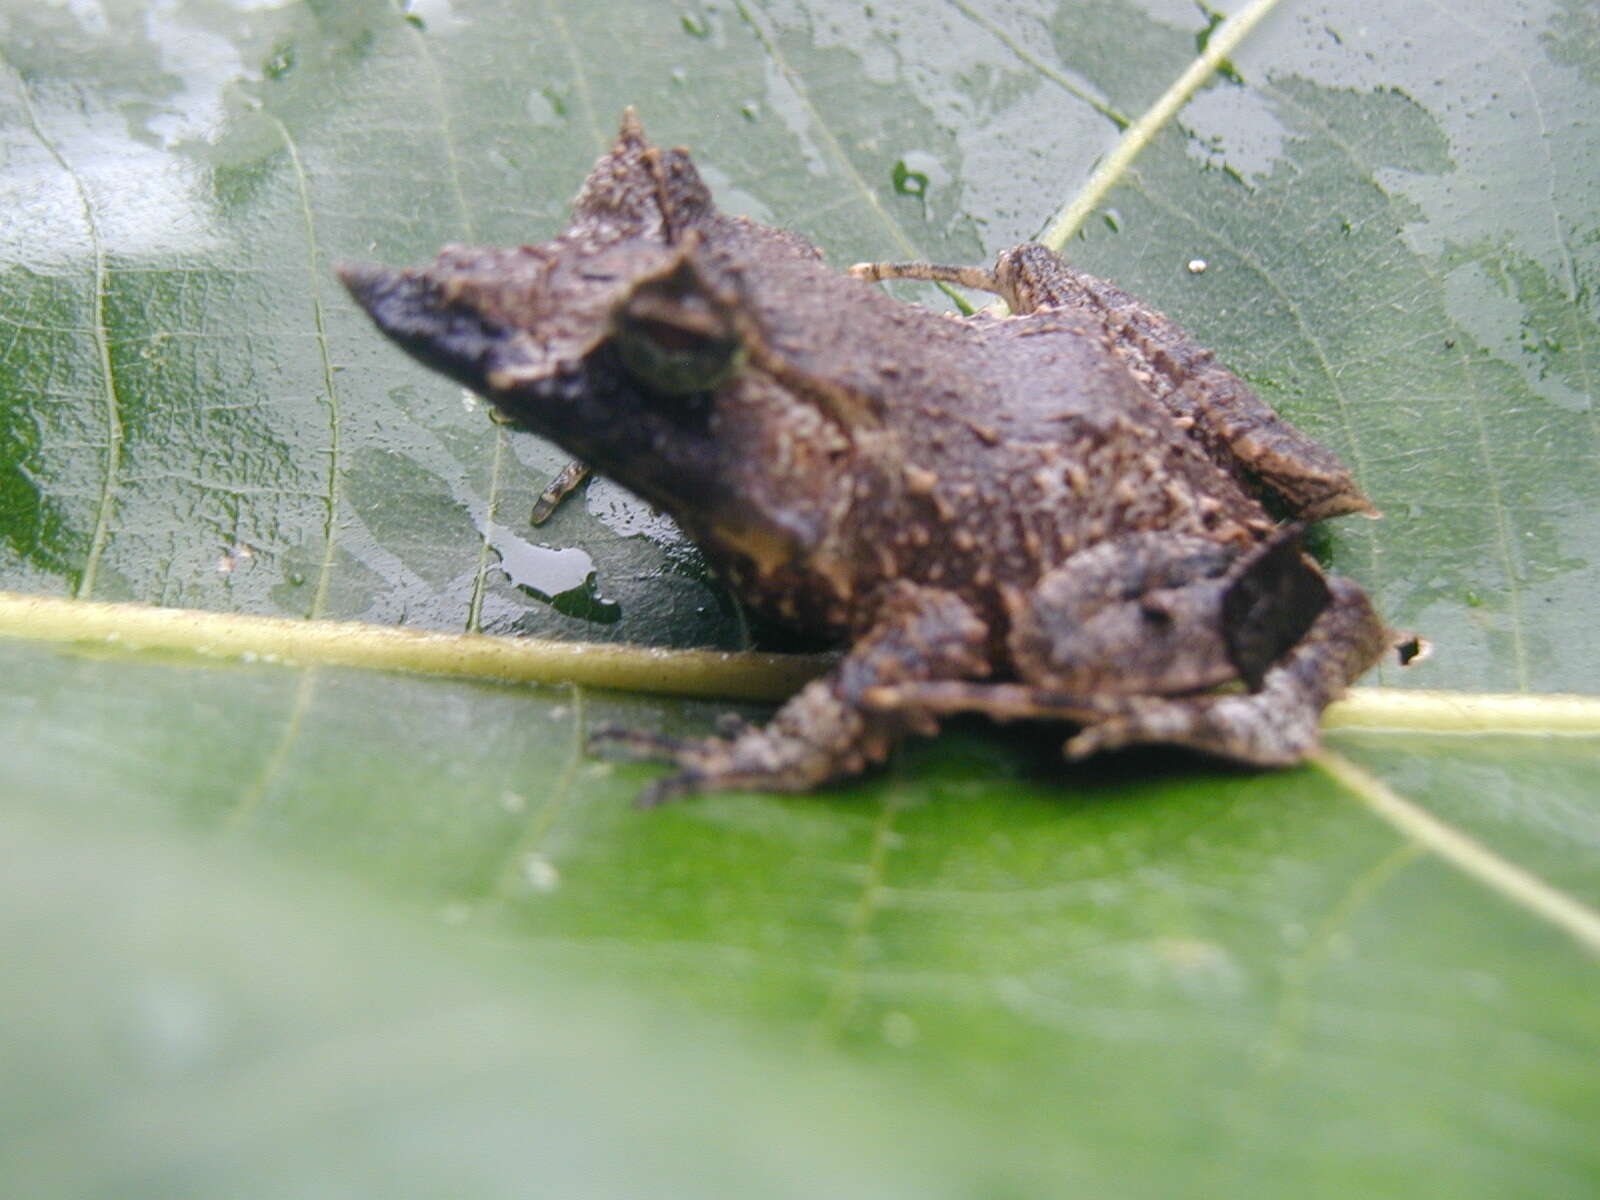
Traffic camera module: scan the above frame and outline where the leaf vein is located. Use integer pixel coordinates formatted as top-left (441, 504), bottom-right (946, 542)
top-left (1036, 0), bottom-right (1289, 252)
top-left (1266, 84), bottom-right (1530, 688)
top-left (484, 684), bottom-right (586, 904)
top-left (733, 0), bottom-right (930, 263)
top-left (1313, 749), bottom-right (1600, 958)
top-left (270, 117), bottom-right (341, 622)
top-left (811, 779), bottom-right (907, 1043)
top-left (944, 0), bottom-right (1129, 129)
top-left (7, 66), bottom-right (124, 600)
top-left (1258, 840), bottom-right (1424, 1072)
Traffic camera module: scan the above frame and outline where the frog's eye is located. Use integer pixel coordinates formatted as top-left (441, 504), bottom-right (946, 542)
top-left (612, 259), bottom-right (745, 397)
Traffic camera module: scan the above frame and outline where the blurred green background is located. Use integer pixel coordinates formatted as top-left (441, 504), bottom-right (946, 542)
top-left (1, 0), bottom-right (1597, 1195)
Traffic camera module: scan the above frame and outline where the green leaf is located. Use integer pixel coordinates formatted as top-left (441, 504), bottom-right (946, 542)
top-left (2, 0), bottom-right (1597, 1195)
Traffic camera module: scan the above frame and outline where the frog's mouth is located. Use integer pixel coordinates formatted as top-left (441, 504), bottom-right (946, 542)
top-left (338, 262), bottom-right (515, 397)
top-left (338, 258), bottom-right (736, 514)
top-left (340, 253), bottom-right (821, 576)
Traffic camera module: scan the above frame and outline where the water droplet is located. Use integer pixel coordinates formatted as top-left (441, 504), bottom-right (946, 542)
top-left (500, 790), bottom-right (527, 814)
top-left (1102, 209), bottom-right (1121, 233)
top-left (890, 151), bottom-right (947, 208)
top-left (492, 534), bottom-right (595, 599)
top-left (263, 44), bottom-right (294, 80)
top-left (525, 87), bottom-right (567, 127)
top-left (680, 11), bottom-right (711, 37)
top-left (740, 101), bottom-right (761, 121)
top-left (522, 854), bottom-right (561, 893)
top-left (549, 574), bottom-right (622, 625)
top-left (881, 1010), bottom-right (919, 1048)
top-left (892, 160), bottom-right (928, 199)
top-left (124, 976), bottom-right (220, 1071)
top-left (671, 67), bottom-right (688, 86)
top-left (1186, 258), bottom-right (1208, 274)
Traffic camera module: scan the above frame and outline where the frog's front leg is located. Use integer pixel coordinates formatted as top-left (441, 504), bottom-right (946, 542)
top-left (852, 245), bottom-right (1374, 521)
top-left (529, 461), bottom-right (590, 525)
top-left (592, 582), bottom-right (989, 805)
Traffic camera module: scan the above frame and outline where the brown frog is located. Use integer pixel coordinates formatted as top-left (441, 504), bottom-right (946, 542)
top-left (340, 111), bottom-right (1411, 805)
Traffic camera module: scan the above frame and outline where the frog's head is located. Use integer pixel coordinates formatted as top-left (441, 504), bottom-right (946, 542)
top-left (339, 111), bottom-right (838, 587)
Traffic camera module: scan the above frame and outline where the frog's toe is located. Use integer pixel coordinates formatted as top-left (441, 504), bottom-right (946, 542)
top-left (634, 770), bottom-right (703, 808)
top-left (588, 724), bottom-right (700, 760)
top-left (588, 726), bottom-right (731, 804)
top-left (1062, 694), bottom-right (1319, 767)
top-left (714, 712), bottom-right (756, 737)
top-left (1062, 712), bottom-right (1159, 761)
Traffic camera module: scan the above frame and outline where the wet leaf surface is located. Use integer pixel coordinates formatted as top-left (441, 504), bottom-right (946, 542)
top-left (2, 1), bottom-right (1597, 1194)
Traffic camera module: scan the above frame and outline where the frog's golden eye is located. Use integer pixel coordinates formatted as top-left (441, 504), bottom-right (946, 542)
top-left (612, 254), bottom-right (745, 397)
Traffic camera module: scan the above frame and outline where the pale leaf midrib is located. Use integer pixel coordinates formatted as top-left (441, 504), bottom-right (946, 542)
top-left (0, 591), bottom-right (1596, 733)
top-left (1036, 0), bottom-right (1290, 253)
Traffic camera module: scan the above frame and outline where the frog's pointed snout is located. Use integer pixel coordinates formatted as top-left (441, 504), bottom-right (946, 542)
top-left (337, 260), bottom-right (506, 394)
top-left (337, 261), bottom-right (439, 340)
top-left (335, 260), bottom-right (394, 311)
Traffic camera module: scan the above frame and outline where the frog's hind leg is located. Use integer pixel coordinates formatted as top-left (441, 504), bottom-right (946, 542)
top-left (591, 582), bottom-right (989, 805)
top-left (1062, 577), bottom-right (1392, 764)
top-left (986, 244), bottom-right (1376, 521)
top-left (860, 679), bottom-right (1111, 724)
top-left (848, 260), bottom-right (1002, 294)
top-left (851, 245), bottom-right (1371, 519)
top-left (865, 575), bottom-right (1393, 768)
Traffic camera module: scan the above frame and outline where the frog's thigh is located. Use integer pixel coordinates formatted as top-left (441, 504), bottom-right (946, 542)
top-left (991, 244), bottom-right (1374, 521)
top-left (858, 533), bottom-right (1245, 721)
top-left (859, 679), bottom-right (1112, 724)
top-left (1066, 576), bottom-right (1390, 766)
top-left (1008, 533), bottom-right (1242, 697)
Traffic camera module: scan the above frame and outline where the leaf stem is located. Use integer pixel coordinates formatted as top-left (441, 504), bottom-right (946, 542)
top-left (0, 591), bottom-right (827, 703)
top-left (1324, 688), bottom-right (1600, 735)
top-left (2, 591), bottom-right (1599, 734)
top-left (1312, 749), bottom-right (1600, 957)
top-left (1037, 0), bottom-right (1287, 253)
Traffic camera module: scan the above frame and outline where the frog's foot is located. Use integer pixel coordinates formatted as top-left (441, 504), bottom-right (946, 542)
top-left (592, 680), bottom-right (895, 806)
top-left (529, 461), bottom-right (591, 525)
top-left (1062, 693), bottom-right (1318, 766)
top-left (590, 582), bottom-right (989, 805)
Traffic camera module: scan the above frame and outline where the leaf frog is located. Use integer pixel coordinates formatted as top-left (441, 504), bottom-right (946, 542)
top-left (341, 112), bottom-right (1412, 804)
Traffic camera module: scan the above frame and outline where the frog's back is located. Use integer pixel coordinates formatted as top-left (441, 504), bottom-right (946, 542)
top-left (697, 214), bottom-right (1274, 624)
